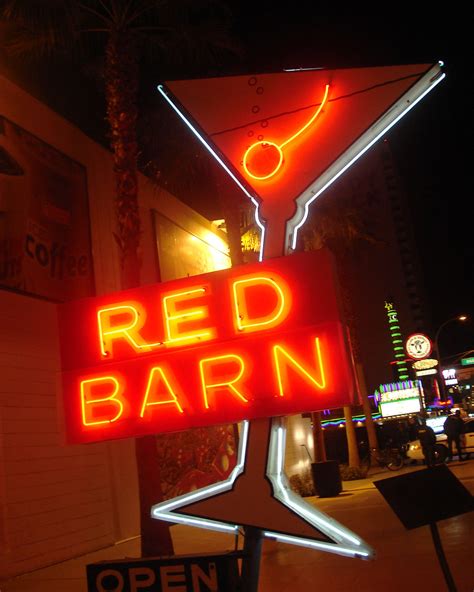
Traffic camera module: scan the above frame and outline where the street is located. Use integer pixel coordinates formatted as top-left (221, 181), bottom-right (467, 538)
top-left (2, 461), bottom-right (473, 592)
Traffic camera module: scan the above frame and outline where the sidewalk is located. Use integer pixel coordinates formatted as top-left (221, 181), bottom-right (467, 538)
top-left (341, 457), bottom-right (472, 492)
top-left (2, 459), bottom-right (472, 592)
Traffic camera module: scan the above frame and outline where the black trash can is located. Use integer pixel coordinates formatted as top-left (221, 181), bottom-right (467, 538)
top-left (311, 460), bottom-right (342, 497)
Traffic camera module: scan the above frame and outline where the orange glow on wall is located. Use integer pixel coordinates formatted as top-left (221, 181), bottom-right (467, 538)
top-left (231, 272), bottom-right (291, 333)
top-left (140, 367), bottom-right (184, 417)
top-left (163, 286), bottom-right (216, 347)
top-left (80, 376), bottom-right (124, 426)
top-left (59, 250), bottom-right (355, 443)
top-left (273, 338), bottom-right (326, 397)
top-left (242, 84), bottom-right (330, 181)
top-left (199, 354), bottom-right (249, 409)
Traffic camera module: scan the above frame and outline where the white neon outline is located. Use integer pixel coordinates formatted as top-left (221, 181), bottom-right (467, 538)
top-left (151, 420), bottom-right (249, 534)
top-left (151, 417), bottom-right (374, 558)
top-left (157, 84), bottom-right (267, 261)
top-left (287, 62), bottom-right (445, 250)
top-left (262, 532), bottom-right (370, 559)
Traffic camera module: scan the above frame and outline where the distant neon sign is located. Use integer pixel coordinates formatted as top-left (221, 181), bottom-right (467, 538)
top-left (405, 333), bottom-right (432, 360)
top-left (375, 380), bottom-right (422, 418)
top-left (385, 301), bottom-right (409, 380)
top-left (58, 250), bottom-right (355, 444)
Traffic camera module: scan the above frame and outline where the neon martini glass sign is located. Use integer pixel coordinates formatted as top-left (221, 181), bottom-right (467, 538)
top-left (158, 61), bottom-right (445, 258)
top-left (152, 62), bottom-right (445, 559)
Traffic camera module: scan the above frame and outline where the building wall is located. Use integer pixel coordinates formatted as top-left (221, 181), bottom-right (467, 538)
top-left (0, 291), bottom-right (116, 579)
top-left (0, 73), bottom-right (228, 579)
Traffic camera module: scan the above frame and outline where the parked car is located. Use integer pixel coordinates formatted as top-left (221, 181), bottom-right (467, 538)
top-left (406, 417), bottom-right (474, 463)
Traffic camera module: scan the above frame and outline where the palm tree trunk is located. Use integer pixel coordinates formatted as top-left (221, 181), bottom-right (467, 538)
top-left (105, 30), bottom-right (141, 288)
top-left (311, 412), bottom-right (327, 462)
top-left (344, 406), bottom-right (360, 467)
top-left (105, 30), bottom-right (173, 557)
top-left (356, 362), bottom-right (379, 451)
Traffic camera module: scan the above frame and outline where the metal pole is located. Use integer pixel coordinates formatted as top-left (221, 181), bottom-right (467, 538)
top-left (434, 316), bottom-right (467, 401)
top-left (240, 526), bottom-right (264, 592)
top-left (429, 522), bottom-right (457, 592)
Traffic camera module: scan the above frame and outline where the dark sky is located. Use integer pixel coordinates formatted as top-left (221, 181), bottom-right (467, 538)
top-left (225, 8), bottom-right (473, 359)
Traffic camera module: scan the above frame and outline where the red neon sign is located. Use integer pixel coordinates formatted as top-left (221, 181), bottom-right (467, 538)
top-left (58, 250), bottom-right (355, 444)
top-left (164, 64), bottom-right (434, 228)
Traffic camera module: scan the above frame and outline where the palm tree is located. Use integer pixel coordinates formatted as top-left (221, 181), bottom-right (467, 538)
top-left (299, 176), bottom-right (383, 468)
top-left (0, 0), bottom-right (238, 557)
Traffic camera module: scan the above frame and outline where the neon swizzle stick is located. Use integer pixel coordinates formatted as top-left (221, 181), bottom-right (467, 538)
top-left (243, 84), bottom-right (330, 181)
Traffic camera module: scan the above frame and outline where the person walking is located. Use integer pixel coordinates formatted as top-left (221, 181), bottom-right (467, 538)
top-left (416, 417), bottom-right (437, 467)
top-left (443, 410), bottom-right (465, 461)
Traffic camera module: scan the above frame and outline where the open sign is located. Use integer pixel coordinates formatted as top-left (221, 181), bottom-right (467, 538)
top-left (58, 250), bottom-right (355, 444)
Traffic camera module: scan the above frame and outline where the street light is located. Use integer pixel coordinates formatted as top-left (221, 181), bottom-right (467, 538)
top-left (434, 315), bottom-right (468, 363)
top-left (434, 315), bottom-right (467, 402)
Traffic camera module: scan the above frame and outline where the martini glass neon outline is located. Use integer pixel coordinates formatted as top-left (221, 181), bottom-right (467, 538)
top-left (243, 84), bottom-right (330, 181)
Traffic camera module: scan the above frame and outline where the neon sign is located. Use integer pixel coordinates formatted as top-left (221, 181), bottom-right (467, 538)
top-left (405, 333), bottom-right (432, 360)
top-left (159, 62), bottom-right (445, 258)
top-left (58, 250), bottom-right (355, 444)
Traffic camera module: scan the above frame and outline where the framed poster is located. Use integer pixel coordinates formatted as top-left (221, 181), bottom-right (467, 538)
top-left (153, 211), bottom-right (230, 282)
top-left (0, 117), bottom-right (94, 301)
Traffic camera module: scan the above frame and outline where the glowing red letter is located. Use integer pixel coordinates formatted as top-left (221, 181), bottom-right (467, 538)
top-left (140, 367), bottom-right (184, 417)
top-left (231, 272), bottom-right (291, 334)
top-left (80, 376), bottom-right (124, 426)
top-left (273, 338), bottom-right (326, 397)
top-left (97, 303), bottom-right (154, 357)
top-left (199, 354), bottom-right (249, 409)
top-left (163, 286), bottom-right (216, 347)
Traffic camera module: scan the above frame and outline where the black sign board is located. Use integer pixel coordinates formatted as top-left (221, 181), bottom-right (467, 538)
top-left (86, 551), bottom-right (241, 592)
top-left (374, 465), bottom-right (473, 529)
